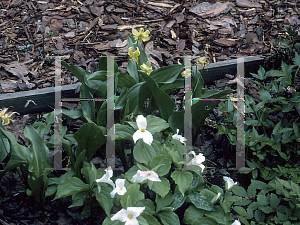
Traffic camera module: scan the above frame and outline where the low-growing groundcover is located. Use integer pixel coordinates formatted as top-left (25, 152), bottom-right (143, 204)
top-left (0, 28), bottom-right (300, 225)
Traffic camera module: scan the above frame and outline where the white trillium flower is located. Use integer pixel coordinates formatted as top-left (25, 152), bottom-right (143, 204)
top-left (187, 151), bottom-right (205, 172)
top-left (172, 129), bottom-right (187, 145)
top-left (131, 170), bottom-right (161, 183)
top-left (132, 115), bottom-right (153, 146)
top-left (110, 179), bottom-right (127, 198)
top-left (96, 166), bottom-right (115, 188)
top-left (223, 176), bottom-right (238, 191)
top-left (231, 220), bottom-right (241, 225)
top-left (111, 207), bottom-right (145, 225)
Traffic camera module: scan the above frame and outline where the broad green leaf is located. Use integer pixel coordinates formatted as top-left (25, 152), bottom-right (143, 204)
top-left (62, 60), bottom-right (87, 83)
top-left (115, 124), bottom-right (135, 140)
top-left (69, 191), bottom-right (89, 208)
top-left (260, 206), bottom-right (274, 214)
top-left (149, 154), bottom-right (171, 177)
top-left (170, 192), bottom-right (186, 211)
top-left (118, 72), bottom-right (136, 88)
top-left (205, 205), bottom-right (226, 224)
top-left (158, 211), bottom-right (180, 225)
top-left (94, 185), bottom-right (114, 216)
top-left (133, 139), bottom-right (158, 165)
top-left (54, 177), bottom-right (89, 200)
top-left (150, 64), bottom-right (184, 83)
top-left (0, 135), bottom-right (9, 162)
top-left (74, 123), bottom-right (106, 161)
top-left (171, 170), bottom-right (193, 196)
top-left (61, 108), bottom-right (83, 119)
top-left (141, 213), bottom-right (160, 225)
top-left (136, 199), bottom-right (156, 215)
top-left (188, 193), bottom-right (215, 211)
top-left (80, 84), bottom-right (95, 121)
top-left (250, 66), bottom-right (266, 80)
top-left (140, 71), bottom-right (175, 121)
top-left (24, 126), bottom-right (49, 178)
top-left (155, 192), bottom-right (174, 213)
top-left (183, 205), bottom-right (205, 225)
top-left (145, 115), bottom-right (169, 134)
top-left (120, 182), bottom-right (139, 209)
top-left (150, 177), bottom-right (170, 198)
top-left (81, 162), bottom-right (105, 187)
top-left (28, 172), bottom-right (50, 204)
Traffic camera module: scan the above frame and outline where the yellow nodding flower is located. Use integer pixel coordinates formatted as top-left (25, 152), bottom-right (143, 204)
top-left (181, 68), bottom-right (191, 78)
top-left (128, 47), bottom-right (140, 63)
top-left (132, 28), bottom-right (150, 42)
top-left (140, 61), bottom-right (153, 74)
top-left (197, 59), bottom-right (209, 69)
top-left (0, 108), bottom-right (19, 126)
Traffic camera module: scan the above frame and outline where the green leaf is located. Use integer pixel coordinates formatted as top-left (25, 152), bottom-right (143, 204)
top-left (232, 186), bottom-right (248, 197)
top-left (24, 126), bottom-right (49, 178)
top-left (183, 205), bottom-right (205, 225)
top-left (144, 115), bottom-right (169, 134)
top-left (276, 177), bottom-right (291, 189)
top-left (270, 193), bottom-right (280, 209)
top-left (149, 154), bottom-right (171, 177)
top-left (188, 193), bottom-right (215, 211)
top-left (81, 162), bottom-right (105, 187)
top-left (74, 123), bottom-right (106, 161)
top-left (80, 84), bottom-right (95, 121)
top-left (205, 205), bottom-right (226, 224)
top-left (62, 60), bottom-right (87, 83)
top-left (250, 66), bottom-right (266, 80)
top-left (293, 52), bottom-right (300, 67)
top-left (141, 213), bottom-right (160, 225)
top-left (257, 195), bottom-right (268, 205)
top-left (133, 139), bottom-right (159, 165)
top-left (233, 206), bottom-right (249, 218)
top-left (150, 177), bottom-right (170, 198)
top-left (120, 182), bottom-right (139, 209)
top-left (260, 206), bottom-right (274, 214)
top-left (118, 72), bottom-right (136, 88)
top-left (0, 135), bottom-right (9, 162)
top-left (136, 199), bottom-right (156, 215)
top-left (115, 124), bottom-right (135, 140)
top-left (171, 170), bottom-right (193, 196)
top-left (170, 192), bottom-right (186, 211)
top-left (54, 177), bottom-right (89, 200)
top-left (150, 64), bottom-right (184, 83)
top-left (69, 191), bottom-right (89, 208)
top-left (94, 185), bottom-right (114, 216)
top-left (258, 87), bottom-right (272, 101)
top-left (139, 71), bottom-right (175, 121)
top-left (158, 211), bottom-right (180, 225)
top-left (155, 192), bottom-right (174, 213)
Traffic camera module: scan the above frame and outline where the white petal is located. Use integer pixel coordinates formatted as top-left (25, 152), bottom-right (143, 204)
top-left (127, 207), bottom-right (145, 218)
top-left (148, 171), bottom-right (161, 182)
top-left (133, 130), bottom-right (143, 143)
top-left (115, 179), bottom-right (125, 188)
top-left (136, 115), bottom-right (147, 130)
top-left (111, 209), bottom-right (128, 222)
top-left (110, 189), bottom-right (117, 198)
top-left (131, 171), bottom-right (147, 183)
top-left (231, 220), bottom-right (241, 225)
top-left (188, 151), bottom-right (196, 157)
top-left (142, 130), bottom-right (153, 146)
top-left (125, 218), bottom-right (139, 225)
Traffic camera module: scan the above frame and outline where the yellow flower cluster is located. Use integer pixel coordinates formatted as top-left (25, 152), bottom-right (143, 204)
top-left (0, 108), bottom-right (19, 125)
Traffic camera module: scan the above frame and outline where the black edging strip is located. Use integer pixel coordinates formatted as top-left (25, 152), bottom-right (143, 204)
top-left (0, 56), bottom-right (264, 115)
